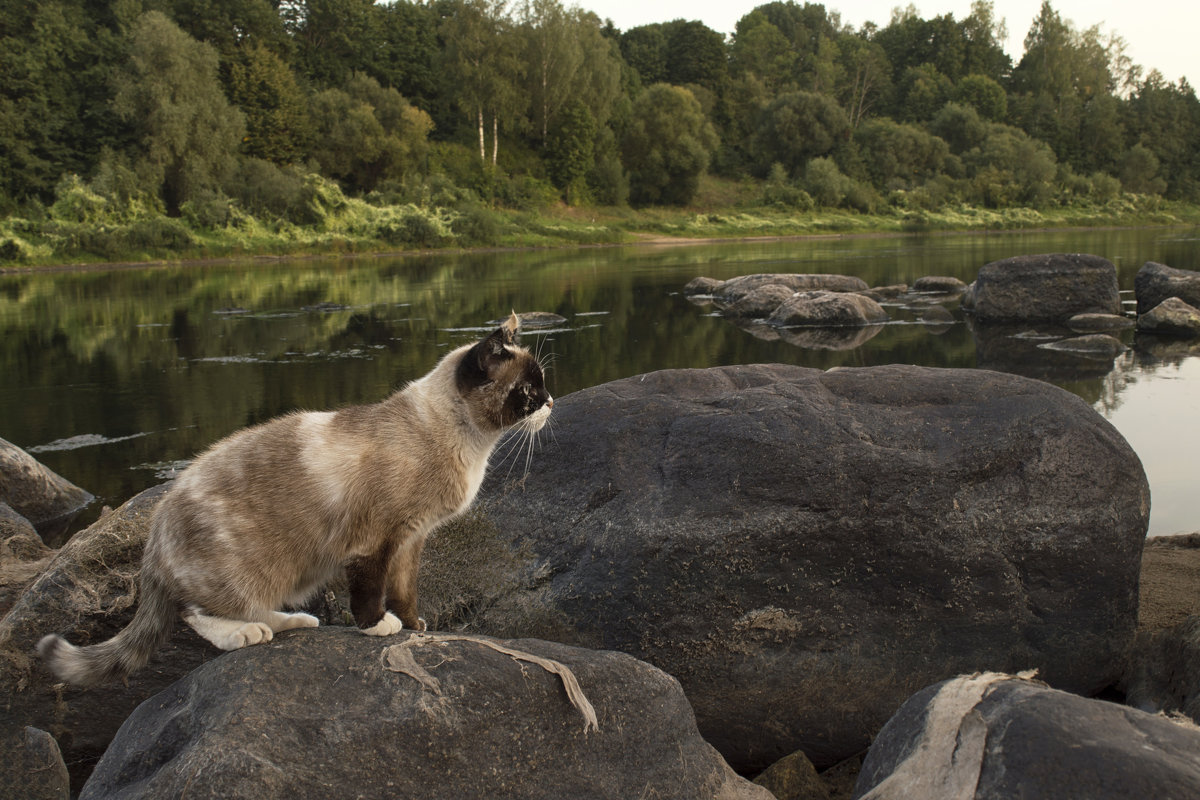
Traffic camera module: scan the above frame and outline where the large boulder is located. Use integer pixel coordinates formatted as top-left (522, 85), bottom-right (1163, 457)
top-left (766, 291), bottom-right (888, 327)
top-left (712, 274), bottom-right (868, 304)
top-left (0, 437), bottom-right (93, 537)
top-left (853, 673), bottom-right (1200, 799)
top-left (1135, 261), bottom-right (1200, 315)
top-left (962, 253), bottom-right (1121, 322)
top-left (1137, 297), bottom-right (1200, 337)
top-left (0, 485), bottom-right (216, 793)
top-left (81, 628), bottom-right (770, 800)
top-left (429, 365), bottom-right (1149, 772)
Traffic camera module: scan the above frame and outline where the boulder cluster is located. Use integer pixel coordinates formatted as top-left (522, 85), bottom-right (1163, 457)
top-left (4, 256), bottom-right (1200, 799)
top-left (686, 256), bottom-right (1200, 370)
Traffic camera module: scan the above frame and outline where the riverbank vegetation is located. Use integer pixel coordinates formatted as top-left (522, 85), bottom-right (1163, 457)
top-left (2, 1), bottom-right (1199, 267)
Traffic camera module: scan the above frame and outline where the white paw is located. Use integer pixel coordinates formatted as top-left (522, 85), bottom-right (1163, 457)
top-left (221, 622), bottom-right (274, 650)
top-left (276, 612), bottom-right (320, 631)
top-left (360, 611), bottom-right (404, 637)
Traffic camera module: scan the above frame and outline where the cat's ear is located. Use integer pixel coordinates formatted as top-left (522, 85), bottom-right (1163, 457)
top-left (500, 311), bottom-right (520, 346)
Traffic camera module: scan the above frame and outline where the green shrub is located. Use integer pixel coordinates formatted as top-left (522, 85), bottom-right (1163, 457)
top-left (450, 204), bottom-right (501, 246)
top-left (805, 157), bottom-right (851, 208)
top-left (50, 175), bottom-right (108, 224)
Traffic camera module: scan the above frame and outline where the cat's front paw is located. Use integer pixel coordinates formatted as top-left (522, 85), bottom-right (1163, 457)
top-left (221, 622), bottom-right (274, 650)
top-left (360, 611), bottom-right (404, 637)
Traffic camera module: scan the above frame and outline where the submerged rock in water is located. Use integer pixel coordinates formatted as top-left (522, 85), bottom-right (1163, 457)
top-left (911, 275), bottom-right (967, 293)
top-left (855, 673), bottom-right (1200, 800)
top-left (434, 365), bottom-right (1149, 773)
top-left (722, 284), bottom-right (795, 319)
top-left (712, 273), bottom-right (868, 304)
top-left (1137, 297), bottom-right (1200, 337)
top-left (82, 629), bottom-right (770, 800)
top-left (1067, 312), bottom-right (1134, 332)
top-left (1135, 261), bottom-right (1200, 315)
top-left (963, 253), bottom-right (1121, 322)
top-left (766, 291), bottom-right (888, 327)
top-left (0, 437), bottom-right (93, 538)
top-left (1037, 333), bottom-right (1127, 359)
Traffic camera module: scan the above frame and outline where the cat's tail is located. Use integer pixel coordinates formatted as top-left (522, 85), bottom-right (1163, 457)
top-left (38, 568), bottom-right (176, 688)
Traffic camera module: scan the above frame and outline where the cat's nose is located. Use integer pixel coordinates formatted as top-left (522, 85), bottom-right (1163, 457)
top-left (546, 395), bottom-right (554, 409)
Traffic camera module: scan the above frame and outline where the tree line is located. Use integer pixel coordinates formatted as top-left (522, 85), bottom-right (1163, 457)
top-left (2, 0), bottom-right (1198, 239)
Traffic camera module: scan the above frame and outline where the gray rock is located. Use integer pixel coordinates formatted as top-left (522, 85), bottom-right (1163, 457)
top-left (753, 750), bottom-right (830, 800)
top-left (1067, 312), bottom-right (1135, 332)
top-left (684, 277), bottom-right (725, 296)
top-left (854, 674), bottom-right (1200, 799)
top-left (916, 305), bottom-right (955, 325)
top-left (0, 485), bottom-right (216, 794)
top-left (962, 253), bottom-right (1121, 322)
top-left (0, 437), bottom-right (93, 537)
top-left (713, 274), bottom-right (868, 304)
top-left (0, 726), bottom-right (70, 800)
top-left (1137, 297), bottom-right (1200, 337)
top-left (1, 502), bottom-right (54, 616)
top-left (1135, 261), bottom-right (1200, 315)
top-left (723, 284), bottom-right (795, 319)
top-left (440, 365), bottom-right (1149, 772)
top-left (911, 276), bottom-right (967, 293)
top-left (81, 628), bottom-right (770, 800)
top-left (862, 284), bottom-right (908, 300)
top-left (1036, 333), bottom-right (1127, 359)
top-left (766, 291), bottom-right (888, 327)
top-left (1123, 614), bottom-right (1200, 724)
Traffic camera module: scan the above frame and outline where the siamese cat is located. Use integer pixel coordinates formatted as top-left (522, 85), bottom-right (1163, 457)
top-left (39, 314), bottom-right (552, 688)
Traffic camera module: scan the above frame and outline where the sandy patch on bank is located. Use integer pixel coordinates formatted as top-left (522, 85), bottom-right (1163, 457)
top-left (1139, 533), bottom-right (1200, 630)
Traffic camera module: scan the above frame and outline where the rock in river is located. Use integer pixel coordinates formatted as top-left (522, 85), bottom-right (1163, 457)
top-left (766, 291), bottom-right (888, 327)
top-left (1135, 261), bottom-right (1200, 315)
top-left (0, 436), bottom-right (93, 537)
top-left (1137, 296), bottom-right (1200, 337)
top-left (436, 364), bottom-right (1150, 773)
top-left (962, 253), bottom-right (1121, 322)
top-left (81, 628), bottom-right (769, 800)
top-left (854, 673), bottom-right (1200, 800)
top-left (711, 274), bottom-right (868, 304)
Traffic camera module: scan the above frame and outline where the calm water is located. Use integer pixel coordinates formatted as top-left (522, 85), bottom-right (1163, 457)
top-left (2, 226), bottom-right (1198, 541)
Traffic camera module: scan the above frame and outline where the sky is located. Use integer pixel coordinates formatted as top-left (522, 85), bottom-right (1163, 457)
top-left (577, 0), bottom-right (1197, 89)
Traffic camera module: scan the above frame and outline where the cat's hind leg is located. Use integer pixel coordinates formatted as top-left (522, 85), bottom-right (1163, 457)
top-left (184, 609), bottom-right (274, 651)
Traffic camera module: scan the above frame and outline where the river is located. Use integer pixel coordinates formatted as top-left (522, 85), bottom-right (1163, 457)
top-left (2, 226), bottom-right (1197, 541)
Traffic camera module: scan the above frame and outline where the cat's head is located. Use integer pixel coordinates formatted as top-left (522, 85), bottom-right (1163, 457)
top-left (455, 313), bottom-right (553, 432)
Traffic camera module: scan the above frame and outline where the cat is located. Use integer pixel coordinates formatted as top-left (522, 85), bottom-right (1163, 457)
top-left (39, 313), bottom-right (552, 688)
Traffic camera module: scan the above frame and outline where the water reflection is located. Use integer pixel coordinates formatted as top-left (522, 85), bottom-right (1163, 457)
top-left (1, 226), bottom-right (1198, 538)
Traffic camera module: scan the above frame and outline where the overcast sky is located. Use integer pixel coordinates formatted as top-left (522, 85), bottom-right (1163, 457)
top-left (578, 0), bottom-right (1196, 89)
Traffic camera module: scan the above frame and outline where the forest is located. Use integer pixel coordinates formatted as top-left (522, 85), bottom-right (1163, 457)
top-left (2, 0), bottom-right (1199, 264)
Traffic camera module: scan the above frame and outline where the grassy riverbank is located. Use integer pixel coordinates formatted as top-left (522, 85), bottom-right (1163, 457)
top-left (3, 176), bottom-right (1198, 271)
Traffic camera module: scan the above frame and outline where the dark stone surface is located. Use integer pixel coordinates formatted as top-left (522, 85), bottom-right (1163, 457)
top-left (0, 437), bottom-right (93, 538)
top-left (1067, 312), bottom-right (1135, 332)
top-left (82, 629), bottom-right (769, 800)
top-left (439, 365), bottom-right (1149, 772)
top-left (1137, 297), bottom-right (1200, 337)
top-left (712, 274), bottom-right (868, 304)
top-left (854, 675), bottom-right (1200, 799)
top-left (963, 253), bottom-right (1121, 322)
top-left (1135, 261), bottom-right (1200, 315)
top-left (0, 502), bottom-right (54, 617)
top-left (766, 291), bottom-right (888, 327)
top-left (1036, 333), bottom-right (1127, 359)
top-left (1122, 614), bottom-right (1200, 724)
top-left (722, 284), bottom-right (795, 319)
top-left (911, 276), bottom-right (967, 293)
top-left (0, 726), bottom-right (70, 800)
top-left (0, 485), bottom-right (216, 794)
